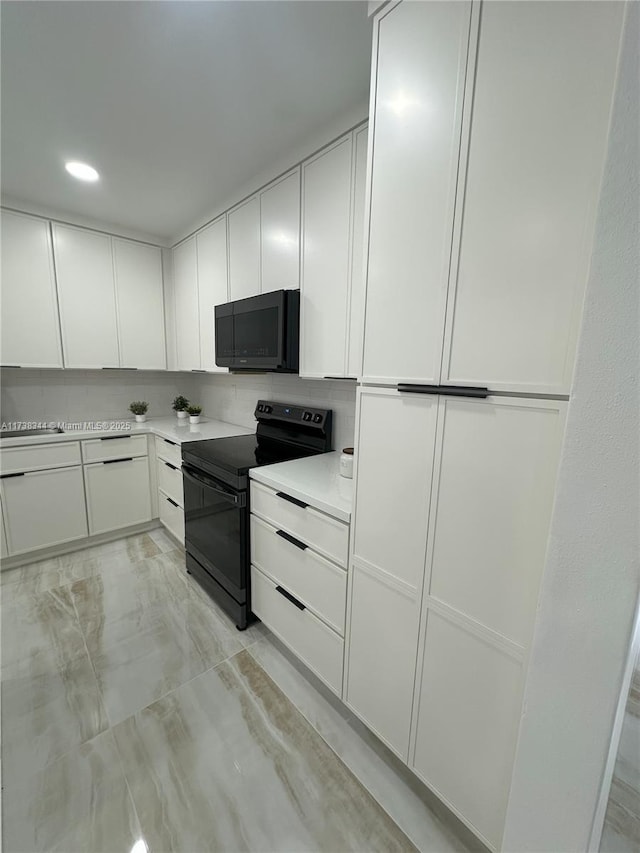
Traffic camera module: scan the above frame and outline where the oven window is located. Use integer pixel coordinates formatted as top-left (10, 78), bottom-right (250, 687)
top-left (234, 307), bottom-right (279, 358)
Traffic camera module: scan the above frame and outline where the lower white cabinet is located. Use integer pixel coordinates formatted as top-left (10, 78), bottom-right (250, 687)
top-left (0, 497), bottom-right (7, 558)
top-left (84, 457), bottom-right (152, 536)
top-left (159, 490), bottom-right (185, 544)
top-left (1, 466), bottom-right (88, 554)
top-left (155, 436), bottom-right (184, 544)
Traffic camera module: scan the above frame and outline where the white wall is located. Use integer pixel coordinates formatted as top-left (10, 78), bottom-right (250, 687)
top-left (0, 368), bottom-right (193, 425)
top-left (189, 373), bottom-right (356, 452)
top-left (502, 6), bottom-right (640, 850)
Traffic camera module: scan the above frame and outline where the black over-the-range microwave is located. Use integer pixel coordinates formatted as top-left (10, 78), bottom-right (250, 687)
top-left (214, 289), bottom-right (300, 372)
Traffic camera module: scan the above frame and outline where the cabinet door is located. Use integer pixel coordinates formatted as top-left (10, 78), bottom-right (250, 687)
top-left (411, 395), bottom-right (566, 848)
top-left (442, 1), bottom-right (625, 394)
top-left (300, 136), bottom-right (353, 379)
top-left (260, 170), bottom-right (300, 293)
top-left (228, 197), bottom-right (260, 301)
top-left (196, 217), bottom-right (228, 372)
top-left (0, 211), bottom-right (63, 368)
top-left (347, 125), bottom-right (369, 378)
top-left (362, 1), bottom-right (473, 385)
top-left (346, 387), bottom-right (438, 759)
top-left (1, 495), bottom-right (8, 558)
top-left (113, 239), bottom-right (166, 369)
top-left (172, 237), bottom-right (200, 371)
top-left (53, 224), bottom-right (119, 368)
top-left (1, 466), bottom-right (88, 555)
top-left (84, 457), bottom-right (151, 535)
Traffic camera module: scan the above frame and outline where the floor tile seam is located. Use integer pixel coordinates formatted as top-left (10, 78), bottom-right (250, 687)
top-left (243, 642), bottom-right (467, 853)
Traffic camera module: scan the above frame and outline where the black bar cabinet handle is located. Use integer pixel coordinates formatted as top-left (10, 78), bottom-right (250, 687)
top-left (275, 585), bottom-right (306, 611)
top-left (397, 384), bottom-right (489, 399)
top-left (167, 497), bottom-right (179, 508)
top-left (100, 435), bottom-right (132, 441)
top-left (103, 457), bottom-right (133, 465)
top-left (164, 461), bottom-right (178, 471)
top-left (276, 491), bottom-right (308, 510)
top-left (163, 439), bottom-right (177, 446)
top-left (0, 472), bottom-right (25, 478)
top-left (276, 529), bottom-right (308, 551)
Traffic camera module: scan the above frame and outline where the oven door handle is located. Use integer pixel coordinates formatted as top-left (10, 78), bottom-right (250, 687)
top-left (182, 466), bottom-right (245, 506)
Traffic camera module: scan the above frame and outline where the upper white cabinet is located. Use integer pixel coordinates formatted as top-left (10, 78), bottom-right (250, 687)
top-left (300, 123), bottom-right (368, 379)
top-left (172, 236), bottom-right (201, 371)
top-left (196, 217), bottom-right (228, 372)
top-left (113, 238), bottom-right (166, 370)
top-left (362, 1), bottom-right (472, 385)
top-left (346, 125), bottom-right (369, 378)
top-left (53, 224), bottom-right (120, 369)
top-left (441, 0), bottom-right (626, 394)
top-left (362, 0), bottom-right (624, 394)
top-left (260, 169), bottom-right (300, 294)
top-left (0, 210), bottom-right (63, 368)
top-left (228, 197), bottom-right (260, 301)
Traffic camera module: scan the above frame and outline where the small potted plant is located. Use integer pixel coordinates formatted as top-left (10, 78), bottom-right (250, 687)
top-left (172, 395), bottom-right (189, 421)
top-left (187, 404), bottom-right (202, 425)
top-left (129, 401), bottom-right (149, 423)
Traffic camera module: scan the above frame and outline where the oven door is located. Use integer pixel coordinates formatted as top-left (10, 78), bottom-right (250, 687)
top-left (182, 464), bottom-right (248, 601)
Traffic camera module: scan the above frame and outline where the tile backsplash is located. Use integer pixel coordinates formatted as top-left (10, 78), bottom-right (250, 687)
top-left (0, 369), bottom-right (357, 451)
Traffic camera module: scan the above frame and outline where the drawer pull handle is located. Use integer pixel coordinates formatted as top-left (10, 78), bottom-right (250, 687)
top-left (167, 497), bottom-right (179, 508)
top-left (276, 529), bottom-right (308, 550)
top-left (397, 383), bottom-right (489, 399)
top-left (275, 585), bottom-right (306, 611)
top-left (276, 491), bottom-right (308, 509)
top-left (163, 439), bottom-right (177, 446)
top-left (100, 435), bottom-right (132, 441)
top-left (164, 461), bottom-right (178, 471)
top-left (0, 472), bottom-right (25, 478)
top-left (103, 457), bottom-right (133, 465)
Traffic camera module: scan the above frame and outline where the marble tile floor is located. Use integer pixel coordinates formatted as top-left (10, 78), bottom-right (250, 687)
top-left (1, 529), bottom-right (477, 853)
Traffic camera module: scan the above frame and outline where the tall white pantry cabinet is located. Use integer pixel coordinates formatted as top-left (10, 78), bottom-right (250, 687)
top-left (346, 1), bottom-right (626, 850)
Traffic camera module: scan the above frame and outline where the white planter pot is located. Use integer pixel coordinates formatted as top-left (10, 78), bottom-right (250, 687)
top-left (189, 415), bottom-right (201, 425)
top-left (176, 410), bottom-right (188, 420)
top-left (134, 414), bottom-right (147, 423)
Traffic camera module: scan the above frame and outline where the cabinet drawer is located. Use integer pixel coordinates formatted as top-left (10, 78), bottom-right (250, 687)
top-left (0, 441), bottom-right (81, 474)
top-left (82, 434), bottom-right (148, 463)
top-left (155, 435), bottom-right (182, 468)
top-left (251, 566), bottom-right (344, 695)
top-left (157, 459), bottom-right (183, 507)
top-left (251, 515), bottom-right (346, 635)
top-left (1, 466), bottom-right (87, 555)
top-left (84, 456), bottom-right (151, 535)
top-left (159, 490), bottom-right (184, 544)
top-left (251, 481), bottom-right (348, 567)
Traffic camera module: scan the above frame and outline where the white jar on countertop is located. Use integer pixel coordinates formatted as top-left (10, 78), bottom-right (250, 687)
top-left (340, 447), bottom-right (354, 479)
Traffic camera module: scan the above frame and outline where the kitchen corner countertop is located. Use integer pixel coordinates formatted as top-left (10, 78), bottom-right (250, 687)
top-left (0, 416), bottom-right (253, 447)
top-left (250, 451), bottom-right (352, 523)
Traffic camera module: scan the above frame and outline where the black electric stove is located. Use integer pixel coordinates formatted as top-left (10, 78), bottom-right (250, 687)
top-left (181, 400), bottom-right (332, 629)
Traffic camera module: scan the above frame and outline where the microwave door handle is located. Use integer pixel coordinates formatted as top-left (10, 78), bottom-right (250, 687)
top-left (182, 467), bottom-right (242, 506)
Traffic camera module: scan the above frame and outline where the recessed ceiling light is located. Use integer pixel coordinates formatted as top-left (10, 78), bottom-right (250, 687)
top-left (65, 161), bottom-right (99, 182)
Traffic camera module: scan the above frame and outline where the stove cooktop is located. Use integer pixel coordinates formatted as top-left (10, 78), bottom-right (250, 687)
top-left (182, 433), bottom-right (318, 476)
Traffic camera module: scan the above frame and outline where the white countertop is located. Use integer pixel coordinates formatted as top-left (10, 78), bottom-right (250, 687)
top-left (250, 451), bottom-right (352, 523)
top-left (0, 416), bottom-right (253, 447)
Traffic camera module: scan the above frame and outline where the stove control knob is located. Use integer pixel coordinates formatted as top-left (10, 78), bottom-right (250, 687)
top-left (302, 411), bottom-right (312, 422)
top-left (257, 404), bottom-right (264, 412)
top-left (263, 405), bottom-right (272, 414)
top-left (313, 413), bottom-right (323, 424)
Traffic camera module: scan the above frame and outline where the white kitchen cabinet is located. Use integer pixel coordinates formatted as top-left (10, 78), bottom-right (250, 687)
top-left (159, 490), bottom-right (184, 544)
top-left (113, 238), bottom-right (166, 369)
top-left (172, 236), bottom-right (201, 371)
top-left (441, 1), bottom-right (625, 394)
top-left (260, 170), bottom-right (300, 294)
top-left (300, 135), bottom-right (353, 379)
top-left (196, 217), bottom-right (228, 372)
top-left (346, 386), bottom-right (438, 758)
top-left (346, 125), bottom-right (369, 378)
top-left (0, 210), bottom-right (63, 368)
top-left (84, 456), bottom-right (151, 535)
top-left (52, 224), bottom-right (120, 368)
top-left (1, 466), bottom-right (88, 554)
top-left (362, 1), bottom-right (472, 385)
top-left (1, 496), bottom-right (8, 558)
top-left (228, 196), bottom-right (260, 301)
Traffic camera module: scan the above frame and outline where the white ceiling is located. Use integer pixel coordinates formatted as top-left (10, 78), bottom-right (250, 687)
top-left (1, 1), bottom-right (372, 243)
